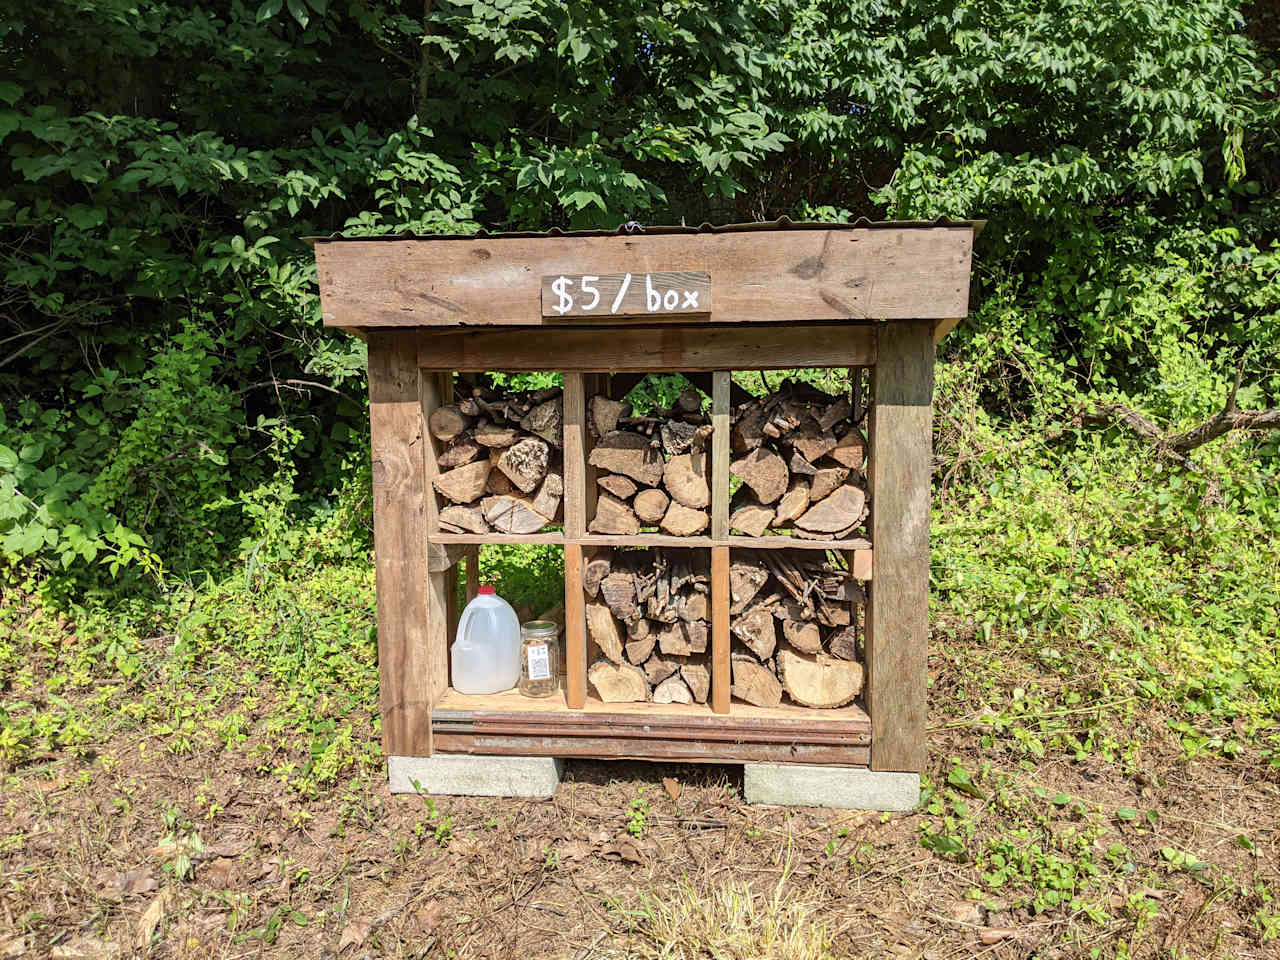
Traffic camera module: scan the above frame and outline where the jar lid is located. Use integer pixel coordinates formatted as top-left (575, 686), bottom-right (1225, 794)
top-left (522, 620), bottom-right (559, 636)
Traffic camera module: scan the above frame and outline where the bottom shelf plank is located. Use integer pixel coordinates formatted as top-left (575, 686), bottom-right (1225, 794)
top-left (430, 687), bottom-right (871, 766)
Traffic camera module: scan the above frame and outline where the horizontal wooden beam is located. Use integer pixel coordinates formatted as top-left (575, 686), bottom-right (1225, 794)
top-left (317, 227), bottom-right (975, 327)
top-left (417, 323), bottom-right (876, 371)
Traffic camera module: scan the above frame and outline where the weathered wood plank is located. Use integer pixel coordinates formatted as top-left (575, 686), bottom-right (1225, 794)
top-left (368, 331), bottom-right (432, 757)
top-left (711, 546), bottom-right (731, 715)
top-left (565, 542), bottom-right (588, 710)
top-left (464, 545), bottom-right (480, 602)
top-left (562, 373), bottom-right (589, 539)
top-left (416, 323), bottom-right (876, 371)
top-left (542, 271), bottom-right (711, 318)
top-left (867, 320), bottom-right (933, 773)
top-left (432, 734), bottom-right (869, 766)
top-left (711, 372), bottom-right (730, 540)
top-left (317, 228), bottom-right (974, 326)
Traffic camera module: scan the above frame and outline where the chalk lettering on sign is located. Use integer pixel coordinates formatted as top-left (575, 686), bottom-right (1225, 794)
top-left (541, 271), bottom-right (711, 318)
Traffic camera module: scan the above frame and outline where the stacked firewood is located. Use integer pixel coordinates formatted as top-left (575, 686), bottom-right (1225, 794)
top-left (729, 380), bottom-right (869, 539)
top-left (729, 551), bottom-right (864, 709)
top-left (429, 385), bottom-right (564, 534)
top-left (587, 388), bottom-right (714, 537)
top-left (583, 549), bottom-right (712, 704)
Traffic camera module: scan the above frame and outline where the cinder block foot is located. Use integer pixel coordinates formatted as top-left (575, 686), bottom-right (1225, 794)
top-left (389, 754), bottom-right (563, 798)
top-left (743, 765), bottom-right (919, 810)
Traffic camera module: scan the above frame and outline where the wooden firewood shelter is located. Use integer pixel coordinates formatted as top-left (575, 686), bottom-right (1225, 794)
top-left (314, 219), bottom-right (978, 778)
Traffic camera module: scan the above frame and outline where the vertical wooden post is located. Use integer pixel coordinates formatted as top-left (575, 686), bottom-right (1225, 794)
top-left (464, 545), bottom-right (480, 601)
top-left (866, 321), bottom-right (934, 772)
top-left (562, 373), bottom-right (588, 539)
top-left (368, 332), bottom-right (432, 758)
top-left (420, 371), bottom-right (452, 728)
top-left (564, 542), bottom-right (588, 708)
top-left (711, 372), bottom-right (730, 540)
top-left (711, 545), bottom-right (731, 714)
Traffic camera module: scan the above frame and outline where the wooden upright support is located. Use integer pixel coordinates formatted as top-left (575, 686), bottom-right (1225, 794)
top-left (368, 332), bottom-right (432, 757)
top-left (711, 545), bottom-right (731, 714)
top-left (866, 321), bottom-right (934, 772)
top-left (711, 372), bottom-right (730, 540)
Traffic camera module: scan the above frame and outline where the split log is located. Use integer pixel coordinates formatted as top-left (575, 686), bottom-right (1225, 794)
top-left (439, 504), bottom-right (488, 534)
top-left (791, 423), bottom-right (837, 463)
top-left (438, 434), bottom-right (482, 468)
top-left (643, 653), bottom-right (680, 686)
top-left (730, 500), bottom-right (774, 537)
top-left (626, 616), bottom-right (650, 640)
top-left (588, 396), bottom-right (631, 438)
top-left (781, 619), bottom-right (822, 654)
top-left (828, 429), bottom-right (865, 470)
top-left (597, 474), bottom-right (638, 499)
top-left (676, 387), bottom-right (703, 413)
top-left (653, 674), bottom-right (694, 705)
top-left (589, 492), bottom-right (641, 535)
top-left (678, 591), bottom-right (708, 622)
top-left (661, 419), bottom-right (700, 457)
top-left (600, 571), bottom-right (637, 619)
top-left (582, 550), bottom-right (612, 598)
top-left (428, 404), bottom-right (472, 441)
top-left (729, 558), bottom-right (769, 613)
top-left (788, 451), bottom-right (817, 476)
top-left (817, 396), bottom-right (852, 431)
top-left (585, 601), bottom-right (625, 664)
top-left (529, 471), bottom-right (563, 521)
top-left (772, 478), bottom-right (810, 526)
top-left (681, 659), bottom-right (711, 703)
top-left (795, 484), bottom-right (867, 533)
top-left (776, 650), bottom-right (863, 708)
top-left (474, 420), bottom-right (520, 447)
top-left (486, 464), bottom-right (518, 495)
top-left (625, 634), bottom-right (656, 664)
top-left (433, 459), bottom-right (491, 504)
top-left (482, 495), bottom-right (550, 534)
top-left (663, 452), bottom-right (710, 509)
top-left (732, 605), bottom-right (777, 660)
top-left (827, 627), bottom-right (858, 662)
top-left (520, 396), bottom-right (563, 447)
top-left (633, 488), bottom-right (669, 524)
top-left (496, 437), bottom-right (550, 493)
top-left (730, 448), bottom-right (789, 504)
top-left (731, 403), bottom-right (768, 452)
top-left (731, 655), bottom-right (783, 708)
top-left (588, 431), bottom-right (664, 486)
top-left (660, 501), bottom-right (709, 536)
top-left (588, 659), bottom-right (649, 702)
top-left (808, 465), bottom-right (850, 503)
top-left (656, 619), bottom-right (708, 656)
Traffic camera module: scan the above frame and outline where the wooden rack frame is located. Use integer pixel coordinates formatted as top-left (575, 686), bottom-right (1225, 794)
top-left (318, 223), bottom-right (977, 774)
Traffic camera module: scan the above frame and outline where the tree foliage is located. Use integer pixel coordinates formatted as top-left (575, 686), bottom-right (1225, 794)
top-left (2, 0), bottom-right (1278, 584)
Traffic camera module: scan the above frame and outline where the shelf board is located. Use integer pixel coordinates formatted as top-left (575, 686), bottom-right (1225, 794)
top-left (430, 533), bottom-right (874, 557)
top-left (728, 535), bottom-right (872, 551)
top-left (432, 687), bottom-right (871, 766)
top-left (432, 532), bottom-right (565, 545)
top-left (577, 534), bottom-right (715, 549)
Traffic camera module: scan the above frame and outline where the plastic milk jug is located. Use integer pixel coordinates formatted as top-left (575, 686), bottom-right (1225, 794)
top-left (451, 585), bottom-right (521, 694)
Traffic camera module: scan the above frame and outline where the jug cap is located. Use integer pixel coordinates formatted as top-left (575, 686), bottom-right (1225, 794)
top-left (478, 585), bottom-right (496, 595)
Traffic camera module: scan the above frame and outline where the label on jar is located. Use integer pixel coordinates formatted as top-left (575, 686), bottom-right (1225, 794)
top-left (526, 643), bottom-right (551, 681)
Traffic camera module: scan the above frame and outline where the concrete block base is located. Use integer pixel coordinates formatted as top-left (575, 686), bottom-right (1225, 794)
top-left (389, 754), bottom-right (563, 798)
top-left (743, 765), bottom-right (919, 811)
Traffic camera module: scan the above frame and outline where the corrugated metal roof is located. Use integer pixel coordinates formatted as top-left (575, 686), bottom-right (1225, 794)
top-left (307, 215), bottom-right (985, 244)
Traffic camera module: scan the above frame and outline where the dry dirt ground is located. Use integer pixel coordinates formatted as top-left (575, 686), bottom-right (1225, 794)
top-left (2, 642), bottom-right (1278, 959)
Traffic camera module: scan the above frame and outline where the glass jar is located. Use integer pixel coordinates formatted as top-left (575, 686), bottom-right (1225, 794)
top-left (518, 621), bottom-right (559, 697)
